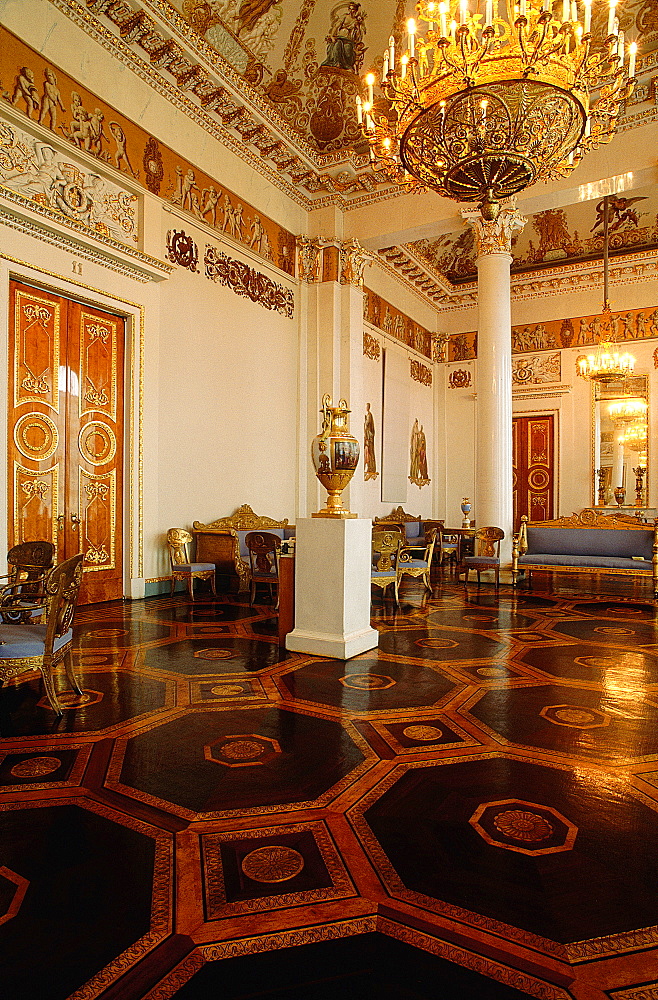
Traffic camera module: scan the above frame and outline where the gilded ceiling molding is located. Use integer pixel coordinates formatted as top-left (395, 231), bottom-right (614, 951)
top-left (51, 0), bottom-right (396, 209)
top-left (461, 204), bottom-right (527, 257)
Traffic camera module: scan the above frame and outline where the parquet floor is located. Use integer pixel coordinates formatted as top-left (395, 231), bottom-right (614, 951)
top-left (2, 575), bottom-right (658, 999)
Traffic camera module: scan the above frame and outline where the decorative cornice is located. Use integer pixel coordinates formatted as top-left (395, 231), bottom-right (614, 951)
top-left (0, 200), bottom-right (172, 282)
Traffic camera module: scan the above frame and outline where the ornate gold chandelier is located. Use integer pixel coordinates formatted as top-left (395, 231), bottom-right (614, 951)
top-left (578, 195), bottom-right (636, 382)
top-left (607, 396), bottom-right (647, 423)
top-left (358, 0), bottom-right (637, 216)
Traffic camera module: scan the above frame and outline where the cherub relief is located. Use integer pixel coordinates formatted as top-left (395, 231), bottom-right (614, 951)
top-left (201, 185), bottom-right (220, 226)
top-left (39, 68), bottom-right (65, 130)
top-left (12, 67), bottom-right (39, 118)
top-left (108, 122), bottom-right (138, 178)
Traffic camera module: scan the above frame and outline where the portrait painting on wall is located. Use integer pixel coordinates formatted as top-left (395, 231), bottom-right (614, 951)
top-left (364, 402), bottom-right (378, 481)
top-left (409, 418), bottom-right (430, 488)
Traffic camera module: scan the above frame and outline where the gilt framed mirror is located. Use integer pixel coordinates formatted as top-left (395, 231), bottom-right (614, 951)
top-left (592, 374), bottom-right (648, 508)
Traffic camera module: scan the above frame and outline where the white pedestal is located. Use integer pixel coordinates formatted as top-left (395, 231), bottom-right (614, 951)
top-left (286, 517), bottom-right (379, 659)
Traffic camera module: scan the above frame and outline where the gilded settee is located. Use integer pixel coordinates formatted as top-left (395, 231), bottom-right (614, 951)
top-left (193, 504), bottom-right (293, 592)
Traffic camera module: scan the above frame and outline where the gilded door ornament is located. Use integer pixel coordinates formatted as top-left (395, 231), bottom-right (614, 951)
top-left (80, 469), bottom-right (115, 570)
top-left (14, 413), bottom-right (59, 462)
top-left (338, 239), bottom-right (371, 287)
top-left (363, 332), bottom-right (380, 360)
top-left (448, 369), bottom-right (472, 388)
top-left (461, 201), bottom-right (527, 256)
top-left (14, 464), bottom-right (58, 546)
top-left (410, 360), bottom-right (432, 386)
top-left (296, 237), bottom-right (323, 283)
top-left (15, 291), bottom-right (60, 410)
top-left (78, 422), bottom-right (117, 466)
top-left (80, 312), bottom-right (118, 419)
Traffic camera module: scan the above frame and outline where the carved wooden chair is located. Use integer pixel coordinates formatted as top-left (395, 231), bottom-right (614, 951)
top-left (397, 528), bottom-right (438, 594)
top-left (0, 553), bottom-right (84, 716)
top-left (245, 531), bottom-right (281, 607)
top-left (0, 540), bottom-right (55, 623)
top-left (167, 528), bottom-right (216, 600)
top-left (460, 527), bottom-right (505, 589)
top-left (436, 527), bottom-right (460, 572)
top-left (371, 529), bottom-right (402, 604)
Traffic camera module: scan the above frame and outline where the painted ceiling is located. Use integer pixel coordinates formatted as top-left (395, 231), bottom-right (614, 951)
top-left (407, 184), bottom-right (658, 286)
top-left (171, 0), bottom-right (656, 159)
top-left (172, 0), bottom-right (402, 156)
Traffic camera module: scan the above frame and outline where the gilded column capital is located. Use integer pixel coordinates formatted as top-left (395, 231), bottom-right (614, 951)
top-left (461, 201), bottom-right (526, 258)
top-left (338, 239), bottom-right (372, 287)
top-left (432, 333), bottom-right (449, 363)
top-left (296, 236), bottom-right (324, 283)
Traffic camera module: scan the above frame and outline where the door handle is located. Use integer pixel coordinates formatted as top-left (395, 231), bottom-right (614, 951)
top-left (57, 514), bottom-right (65, 532)
top-left (71, 513), bottom-right (81, 531)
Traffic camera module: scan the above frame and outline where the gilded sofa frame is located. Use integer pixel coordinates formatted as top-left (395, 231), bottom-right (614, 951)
top-left (512, 509), bottom-right (658, 597)
top-left (193, 504), bottom-right (290, 592)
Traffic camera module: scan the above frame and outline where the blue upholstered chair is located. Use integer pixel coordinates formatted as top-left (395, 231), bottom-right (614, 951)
top-left (436, 527), bottom-right (460, 572)
top-left (167, 528), bottom-right (216, 600)
top-left (0, 540), bottom-right (55, 623)
top-left (245, 531), bottom-right (281, 607)
top-left (461, 527), bottom-right (504, 589)
top-left (396, 528), bottom-right (438, 594)
top-left (0, 553), bottom-right (84, 716)
top-left (371, 529), bottom-right (402, 604)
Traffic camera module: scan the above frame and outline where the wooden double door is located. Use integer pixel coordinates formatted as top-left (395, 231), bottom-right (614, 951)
top-left (512, 414), bottom-right (555, 531)
top-left (8, 280), bottom-right (125, 604)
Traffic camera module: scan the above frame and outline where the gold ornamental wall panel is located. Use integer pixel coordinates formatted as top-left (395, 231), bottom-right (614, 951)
top-left (13, 464), bottom-right (59, 547)
top-left (13, 288), bottom-right (61, 412)
top-left (79, 468), bottom-right (116, 572)
top-left (79, 312), bottom-right (118, 421)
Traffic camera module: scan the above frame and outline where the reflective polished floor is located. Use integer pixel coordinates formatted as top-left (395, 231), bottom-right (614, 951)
top-left (2, 573), bottom-right (658, 999)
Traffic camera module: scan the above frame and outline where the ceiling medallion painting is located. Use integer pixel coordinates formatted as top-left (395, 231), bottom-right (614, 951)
top-left (177, 0), bottom-right (374, 153)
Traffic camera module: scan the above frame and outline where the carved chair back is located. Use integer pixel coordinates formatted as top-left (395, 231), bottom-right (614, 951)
top-left (474, 526), bottom-right (504, 558)
top-left (372, 529), bottom-right (402, 572)
top-left (245, 532), bottom-right (281, 578)
top-left (6, 540), bottom-right (55, 594)
top-left (167, 528), bottom-right (193, 567)
top-left (44, 553), bottom-right (84, 652)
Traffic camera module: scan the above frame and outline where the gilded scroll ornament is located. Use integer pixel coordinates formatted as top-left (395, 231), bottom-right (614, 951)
top-left (363, 332), bottom-right (380, 360)
top-left (410, 360), bottom-right (432, 387)
top-left (448, 369), bottom-right (472, 388)
top-left (166, 229), bottom-right (199, 271)
top-left (204, 245), bottom-right (294, 317)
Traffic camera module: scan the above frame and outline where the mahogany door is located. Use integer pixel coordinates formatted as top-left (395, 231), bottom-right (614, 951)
top-left (513, 414), bottom-right (555, 531)
top-left (8, 280), bottom-right (124, 604)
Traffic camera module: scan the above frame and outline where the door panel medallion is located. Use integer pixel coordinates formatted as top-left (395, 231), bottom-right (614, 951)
top-left (79, 422), bottom-right (116, 466)
top-left (14, 414), bottom-right (59, 461)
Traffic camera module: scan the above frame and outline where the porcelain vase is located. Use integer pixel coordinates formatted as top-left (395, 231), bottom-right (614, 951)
top-left (311, 394), bottom-right (359, 518)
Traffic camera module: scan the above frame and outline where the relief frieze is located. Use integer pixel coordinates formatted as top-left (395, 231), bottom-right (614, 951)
top-left (448, 305), bottom-right (658, 362)
top-left (363, 287), bottom-right (432, 361)
top-left (0, 25), bottom-right (296, 275)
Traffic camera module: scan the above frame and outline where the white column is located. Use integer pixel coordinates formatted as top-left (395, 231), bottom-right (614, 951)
top-left (612, 434), bottom-right (625, 491)
top-left (462, 204), bottom-right (526, 566)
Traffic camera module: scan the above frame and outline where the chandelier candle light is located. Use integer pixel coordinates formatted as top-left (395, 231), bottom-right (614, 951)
top-left (359, 0), bottom-right (637, 218)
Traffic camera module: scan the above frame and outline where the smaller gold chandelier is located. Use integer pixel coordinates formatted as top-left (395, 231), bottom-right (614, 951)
top-left (578, 195), bottom-right (636, 383)
top-left (358, 0), bottom-right (638, 212)
top-left (607, 397), bottom-right (647, 423)
top-left (619, 422), bottom-right (647, 452)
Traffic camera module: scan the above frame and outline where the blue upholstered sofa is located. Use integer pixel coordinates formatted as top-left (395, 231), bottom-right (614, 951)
top-left (512, 510), bottom-right (658, 597)
top-left (193, 505), bottom-right (295, 592)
